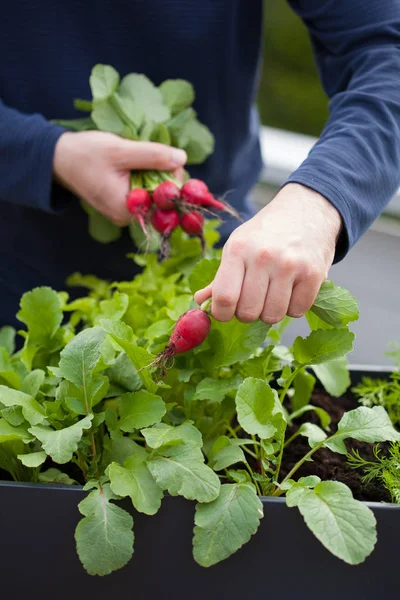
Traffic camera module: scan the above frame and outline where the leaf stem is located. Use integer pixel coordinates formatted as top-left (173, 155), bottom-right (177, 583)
top-left (279, 366), bottom-right (301, 404)
top-left (272, 439), bottom-right (329, 496)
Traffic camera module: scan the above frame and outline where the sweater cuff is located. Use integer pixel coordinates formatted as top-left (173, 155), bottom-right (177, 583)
top-left (282, 169), bottom-right (352, 263)
top-left (36, 122), bottom-right (70, 214)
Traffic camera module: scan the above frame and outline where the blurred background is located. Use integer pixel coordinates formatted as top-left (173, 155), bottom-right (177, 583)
top-left (254, 1), bottom-right (400, 367)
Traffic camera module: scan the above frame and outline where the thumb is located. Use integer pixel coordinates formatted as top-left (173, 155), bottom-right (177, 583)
top-left (194, 284), bottom-right (213, 305)
top-left (116, 140), bottom-right (187, 171)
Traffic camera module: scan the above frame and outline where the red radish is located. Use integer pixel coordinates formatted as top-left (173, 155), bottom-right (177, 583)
top-left (180, 179), bottom-right (209, 206)
top-left (169, 308), bottom-right (211, 354)
top-left (181, 212), bottom-right (204, 236)
top-left (181, 179), bottom-right (240, 219)
top-left (151, 209), bottom-right (180, 234)
top-left (126, 188), bottom-right (152, 239)
top-left (153, 181), bottom-right (180, 210)
top-left (149, 308), bottom-right (211, 376)
top-left (181, 211), bottom-right (205, 254)
top-left (151, 208), bottom-right (180, 261)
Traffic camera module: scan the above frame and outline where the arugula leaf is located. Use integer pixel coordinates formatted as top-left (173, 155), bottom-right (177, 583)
top-left (235, 378), bottom-right (284, 439)
top-left (311, 358), bottom-right (350, 397)
top-left (297, 423), bottom-right (328, 447)
top-left (75, 483), bottom-right (134, 576)
top-left (193, 375), bottom-right (242, 403)
top-left (119, 73), bottom-right (170, 123)
top-left (211, 445), bottom-right (246, 471)
top-left (147, 442), bottom-right (220, 503)
top-left (0, 326), bottom-right (16, 354)
top-left (0, 418), bottom-right (33, 443)
top-left (22, 370), bottom-right (45, 397)
top-left (178, 119), bottom-right (215, 164)
top-left (290, 405), bottom-right (331, 430)
top-left (325, 406), bottom-right (400, 454)
top-left (204, 318), bottom-right (270, 369)
top-left (193, 483), bottom-right (263, 567)
top-left (89, 64), bottom-right (120, 101)
top-left (0, 405), bottom-right (25, 427)
top-left (38, 467), bottom-right (77, 484)
top-left (29, 415), bottom-right (93, 463)
top-left (0, 386), bottom-right (46, 426)
top-left (107, 352), bottom-right (142, 392)
top-left (292, 329), bottom-right (354, 366)
top-left (109, 454), bottom-right (163, 515)
top-left (291, 480), bottom-right (376, 565)
top-left (159, 79), bottom-right (195, 115)
top-left (292, 369), bottom-right (316, 411)
top-left (17, 287), bottom-right (63, 345)
top-left (17, 451), bottom-right (47, 467)
top-left (309, 281), bottom-right (359, 327)
top-left (119, 390), bottom-right (166, 431)
top-left (91, 100), bottom-right (126, 134)
top-left (142, 421), bottom-right (202, 449)
top-left (59, 327), bottom-right (106, 388)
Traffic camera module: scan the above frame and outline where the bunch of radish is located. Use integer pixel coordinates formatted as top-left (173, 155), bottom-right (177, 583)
top-left (126, 176), bottom-right (240, 260)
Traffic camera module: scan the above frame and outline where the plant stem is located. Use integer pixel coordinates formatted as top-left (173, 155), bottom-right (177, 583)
top-left (272, 440), bottom-right (327, 496)
top-left (279, 366), bottom-right (301, 404)
top-left (226, 424), bottom-right (238, 439)
top-left (283, 430), bottom-right (301, 448)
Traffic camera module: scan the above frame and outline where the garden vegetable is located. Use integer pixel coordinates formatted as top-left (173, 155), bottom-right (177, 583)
top-left (151, 208), bottom-right (181, 260)
top-left (181, 179), bottom-right (240, 218)
top-left (180, 212), bottom-right (205, 252)
top-left (153, 181), bottom-right (180, 210)
top-left (126, 188), bottom-right (152, 239)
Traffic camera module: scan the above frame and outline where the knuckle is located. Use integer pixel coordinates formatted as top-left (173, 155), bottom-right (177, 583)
top-left (279, 253), bottom-right (299, 274)
top-left (226, 237), bottom-right (246, 257)
top-left (254, 248), bottom-right (272, 268)
top-left (214, 292), bottom-right (236, 309)
top-left (261, 313), bottom-right (285, 325)
top-left (236, 308), bottom-right (258, 323)
top-left (297, 263), bottom-right (323, 282)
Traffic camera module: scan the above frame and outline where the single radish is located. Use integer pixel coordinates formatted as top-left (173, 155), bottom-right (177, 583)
top-left (151, 209), bottom-right (180, 261)
top-left (181, 179), bottom-right (240, 219)
top-left (126, 188), bottom-right (153, 239)
top-left (153, 181), bottom-right (180, 210)
top-left (149, 308), bottom-right (211, 376)
top-left (180, 179), bottom-right (209, 206)
top-left (181, 212), bottom-right (205, 253)
top-left (151, 209), bottom-right (180, 235)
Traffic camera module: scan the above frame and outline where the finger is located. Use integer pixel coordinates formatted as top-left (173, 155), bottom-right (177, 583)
top-left (287, 276), bottom-right (322, 318)
top-left (236, 267), bottom-right (269, 323)
top-left (117, 141), bottom-right (187, 171)
top-left (261, 276), bottom-right (293, 324)
top-left (194, 284), bottom-right (212, 305)
top-left (172, 166), bottom-right (186, 184)
top-left (211, 257), bottom-right (245, 321)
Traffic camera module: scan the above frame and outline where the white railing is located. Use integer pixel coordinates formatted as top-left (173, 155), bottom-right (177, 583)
top-left (260, 126), bottom-right (400, 217)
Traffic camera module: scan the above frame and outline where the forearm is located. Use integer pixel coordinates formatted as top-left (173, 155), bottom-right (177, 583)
top-left (0, 100), bottom-right (65, 211)
top-left (287, 0), bottom-right (400, 261)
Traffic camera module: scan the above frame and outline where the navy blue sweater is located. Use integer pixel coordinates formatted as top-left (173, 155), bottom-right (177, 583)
top-left (1, 0), bottom-right (400, 327)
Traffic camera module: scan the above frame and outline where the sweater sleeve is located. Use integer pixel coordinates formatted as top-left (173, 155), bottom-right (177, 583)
top-left (285, 0), bottom-right (400, 261)
top-left (0, 99), bottom-right (66, 212)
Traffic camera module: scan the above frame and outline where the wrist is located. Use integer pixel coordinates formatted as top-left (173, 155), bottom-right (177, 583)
top-left (273, 182), bottom-right (343, 242)
top-left (53, 131), bottom-right (78, 191)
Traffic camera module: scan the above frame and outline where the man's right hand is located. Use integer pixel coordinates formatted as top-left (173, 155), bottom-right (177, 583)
top-left (53, 131), bottom-right (187, 226)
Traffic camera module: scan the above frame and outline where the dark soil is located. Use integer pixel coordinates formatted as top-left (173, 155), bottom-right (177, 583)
top-left (279, 388), bottom-right (391, 502)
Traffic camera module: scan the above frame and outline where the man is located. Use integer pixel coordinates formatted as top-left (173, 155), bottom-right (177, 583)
top-left (1, 1), bottom-right (399, 328)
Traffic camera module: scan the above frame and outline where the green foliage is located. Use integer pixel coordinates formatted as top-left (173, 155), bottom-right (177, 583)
top-left (349, 442), bottom-right (400, 504)
top-left (0, 227), bottom-right (394, 575)
top-left (352, 372), bottom-right (400, 428)
top-left (257, 1), bottom-right (329, 136)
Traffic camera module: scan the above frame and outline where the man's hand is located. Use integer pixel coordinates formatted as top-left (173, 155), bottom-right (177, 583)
top-left (53, 131), bottom-right (187, 226)
top-left (194, 183), bottom-right (342, 324)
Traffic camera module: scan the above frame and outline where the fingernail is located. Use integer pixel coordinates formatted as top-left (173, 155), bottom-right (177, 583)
top-left (171, 148), bottom-right (187, 166)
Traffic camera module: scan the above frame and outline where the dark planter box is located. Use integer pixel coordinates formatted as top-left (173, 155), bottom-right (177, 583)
top-left (0, 367), bottom-right (399, 599)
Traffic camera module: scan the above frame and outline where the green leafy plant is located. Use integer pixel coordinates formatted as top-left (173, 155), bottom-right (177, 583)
top-left (53, 64), bottom-right (215, 245)
top-left (0, 225), bottom-right (399, 575)
top-left (352, 371), bottom-right (400, 428)
top-left (349, 442), bottom-right (400, 504)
